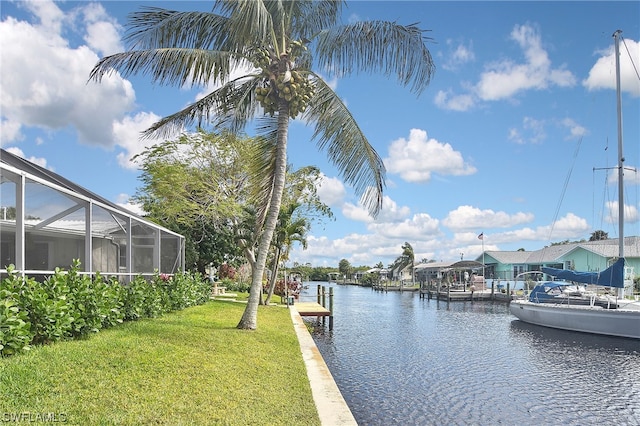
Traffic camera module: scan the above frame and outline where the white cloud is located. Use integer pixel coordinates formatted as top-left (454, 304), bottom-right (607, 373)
top-left (342, 202), bottom-right (374, 223)
top-left (21, 0), bottom-right (66, 36)
top-left (507, 116), bottom-right (547, 145)
top-left (112, 111), bottom-right (163, 170)
top-left (436, 24), bottom-right (576, 111)
top-left (0, 2), bottom-right (136, 148)
top-left (290, 209), bottom-right (592, 267)
top-left (475, 24), bottom-right (576, 101)
top-left (434, 90), bottom-right (475, 111)
top-left (290, 232), bottom-right (418, 267)
top-left (560, 118), bottom-right (588, 140)
top-left (316, 174), bottom-right (347, 207)
top-left (604, 201), bottom-right (639, 224)
top-left (509, 116), bottom-right (587, 145)
top-left (368, 212), bottom-right (440, 239)
top-left (116, 193), bottom-right (146, 216)
top-left (583, 37), bottom-right (640, 97)
top-left (0, 119), bottom-right (23, 145)
top-left (442, 39), bottom-right (475, 71)
top-left (442, 205), bottom-right (534, 231)
top-left (81, 3), bottom-right (124, 56)
top-left (374, 196), bottom-right (412, 223)
top-left (499, 212), bottom-right (590, 242)
top-left (342, 194), bottom-right (411, 224)
top-left (4, 146), bottom-right (50, 169)
top-left (383, 128), bottom-right (476, 182)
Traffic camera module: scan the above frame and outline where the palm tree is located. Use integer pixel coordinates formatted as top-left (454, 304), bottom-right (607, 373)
top-left (89, 1), bottom-right (435, 329)
top-left (401, 242), bottom-right (415, 283)
top-left (390, 242), bottom-right (414, 283)
top-left (264, 202), bottom-right (309, 305)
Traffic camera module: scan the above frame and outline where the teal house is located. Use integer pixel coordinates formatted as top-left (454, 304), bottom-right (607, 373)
top-left (476, 237), bottom-right (639, 292)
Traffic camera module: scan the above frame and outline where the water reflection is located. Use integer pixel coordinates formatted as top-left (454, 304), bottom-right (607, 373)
top-left (305, 283), bottom-right (640, 425)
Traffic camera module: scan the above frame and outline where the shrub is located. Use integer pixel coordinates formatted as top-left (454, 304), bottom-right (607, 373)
top-left (0, 263), bottom-right (209, 357)
top-left (0, 287), bottom-right (32, 357)
top-left (273, 279), bottom-right (301, 297)
top-left (23, 271), bottom-right (74, 345)
top-left (218, 263), bottom-right (236, 280)
top-left (58, 260), bottom-right (104, 339)
top-left (219, 277), bottom-right (250, 293)
top-left (93, 273), bottom-right (125, 329)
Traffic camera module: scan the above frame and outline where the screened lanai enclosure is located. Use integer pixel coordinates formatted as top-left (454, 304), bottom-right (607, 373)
top-left (0, 149), bottom-right (185, 282)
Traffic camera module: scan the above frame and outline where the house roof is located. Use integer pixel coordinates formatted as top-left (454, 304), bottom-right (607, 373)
top-left (477, 236), bottom-right (640, 265)
top-left (480, 251), bottom-right (532, 264)
top-left (414, 262), bottom-right (453, 270)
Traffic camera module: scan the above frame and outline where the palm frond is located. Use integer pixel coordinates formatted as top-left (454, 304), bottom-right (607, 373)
top-left (215, 76), bottom-right (267, 134)
top-left (304, 74), bottom-right (385, 217)
top-left (247, 116), bottom-right (280, 233)
top-left (125, 8), bottom-right (230, 51)
top-left (88, 48), bottom-right (236, 88)
top-left (135, 74), bottom-right (261, 140)
top-left (314, 20), bottom-right (436, 95)
top-left (287, 0), bottom-right (343, 40)
top-left (215, 0), bottom-right (277, 53)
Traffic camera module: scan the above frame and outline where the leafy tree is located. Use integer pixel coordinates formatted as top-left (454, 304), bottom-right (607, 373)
top-left (590, 230), bottom-right (609, 241)
top-left (550, 238), bottom-right (586, 246)
top-left (308, 266), bottom-right (336, 282)
top-left (132, 132), bottom-right (252, 273)
top-left (290, 262), bottom-right (313, 282)
top-left (338, 258), bottom-right (351, 279)
top-left (90, 1), bottom-right (435, 329)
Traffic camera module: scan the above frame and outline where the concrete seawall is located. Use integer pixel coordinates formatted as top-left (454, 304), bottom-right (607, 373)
top-left (289, 307), bottom-right (357, 425)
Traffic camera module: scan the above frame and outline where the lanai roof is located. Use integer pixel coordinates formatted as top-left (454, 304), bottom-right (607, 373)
top-left (1, 148), bottom-right (139, 218)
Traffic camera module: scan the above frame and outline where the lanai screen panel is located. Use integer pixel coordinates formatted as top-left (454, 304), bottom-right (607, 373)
top-left (2, 149), bottom-right (185, 279)
top-left (0, 171), bottom-right (17, 269)
top-left (131, 218), bottom-right (157, 274)
top-left (24, 178), bottom-right (86, 272)
top-left (161, 230), bottom-right (181, 274)
top-left (91, 203), bottom-right (127, 275)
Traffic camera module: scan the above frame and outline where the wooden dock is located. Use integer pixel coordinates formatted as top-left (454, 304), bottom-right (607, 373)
top-left (294, 302), bottom-right (332, 317)
top-left (293, 285), bottom-right (334, 330)
top-left (420, 289), bottom-right (513, 302)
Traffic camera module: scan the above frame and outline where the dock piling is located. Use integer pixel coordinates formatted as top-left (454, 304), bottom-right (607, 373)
top-left (329, 287), bottom-right (334, 330)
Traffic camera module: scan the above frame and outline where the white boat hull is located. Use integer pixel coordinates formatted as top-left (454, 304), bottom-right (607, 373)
top-left (510, 300), bottom-right (640, 339)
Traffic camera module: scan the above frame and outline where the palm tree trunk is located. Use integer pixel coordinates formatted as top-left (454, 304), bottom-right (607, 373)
top-left (264, 246), bottom-right (282, 305)
top-left (237, 101), bottom-right (289, 330)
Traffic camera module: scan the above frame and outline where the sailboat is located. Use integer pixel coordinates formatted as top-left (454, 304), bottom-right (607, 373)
top-left (509, 30), bottom-right (640, 339)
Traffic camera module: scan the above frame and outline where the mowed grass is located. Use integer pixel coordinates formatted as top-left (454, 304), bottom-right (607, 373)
top-left (0, 300), bottom-right (321, 426)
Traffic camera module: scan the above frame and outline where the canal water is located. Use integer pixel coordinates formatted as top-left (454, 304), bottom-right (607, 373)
top-left (303, 282), bottom-right (640, 426)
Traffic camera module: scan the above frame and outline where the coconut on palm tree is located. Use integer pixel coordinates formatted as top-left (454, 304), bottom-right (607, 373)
top-left (89, 0), bottom-right (435, 329)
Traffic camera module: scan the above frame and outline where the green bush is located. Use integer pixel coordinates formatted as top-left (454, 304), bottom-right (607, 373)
top-left (93, 273), bottom-right (125, 328)
top-left (122, 277), bottom-right (147, 321)
top-left (23, 271), bottom-right (74, 345)
top-left (57, 260), bottom-right (104, 339)
top-left (0, 262), bottom-right (209, 357)
top-left (220, 277), bottom-right (250, 293)
top-left (0, 287), bottom-right (32, 356)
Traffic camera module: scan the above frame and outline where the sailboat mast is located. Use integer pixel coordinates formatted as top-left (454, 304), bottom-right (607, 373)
top-left (614, 30), bottom-right (624, 260)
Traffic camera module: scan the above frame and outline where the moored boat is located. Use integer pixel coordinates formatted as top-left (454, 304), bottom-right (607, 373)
top-left (510, 30), bottom-right (640, 339)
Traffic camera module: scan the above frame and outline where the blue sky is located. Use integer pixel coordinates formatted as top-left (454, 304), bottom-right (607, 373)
top-left (1, 1), bottom-right (639, 268)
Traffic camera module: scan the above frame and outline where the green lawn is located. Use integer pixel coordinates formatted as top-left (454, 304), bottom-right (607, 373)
top-left (0, 300), bottom-right (321, 426)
